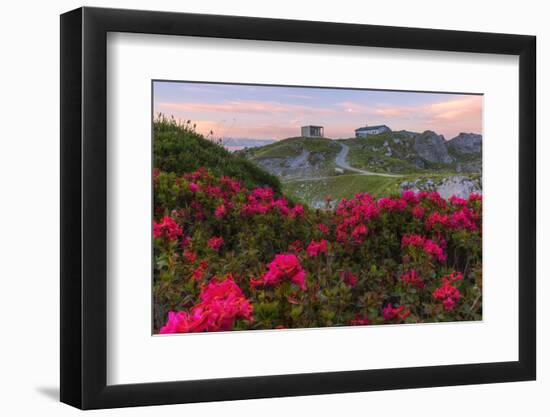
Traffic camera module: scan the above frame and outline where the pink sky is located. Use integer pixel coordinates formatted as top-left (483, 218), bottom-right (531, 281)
top-left (154, 82), bottom-right (482, 140)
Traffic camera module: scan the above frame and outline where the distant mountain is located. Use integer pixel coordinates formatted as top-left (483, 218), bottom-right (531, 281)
top-left (221, 137), bottom-right (276, 149)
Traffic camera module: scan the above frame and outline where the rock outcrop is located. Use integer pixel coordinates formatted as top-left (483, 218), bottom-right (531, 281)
top-left (400, 175), bottom-right (481, 199)
top-left (253, 149), bottom-right (330, 180)
top-left (447, 132), bottom-right (482, 154)
top-left (413, 131), bottom-right (454, 164)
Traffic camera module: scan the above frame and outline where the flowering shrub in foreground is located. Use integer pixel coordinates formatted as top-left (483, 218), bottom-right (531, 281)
top-left (153, 168), bottom-right (482, 333)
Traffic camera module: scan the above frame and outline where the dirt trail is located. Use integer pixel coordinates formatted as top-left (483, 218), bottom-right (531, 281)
top-left (335, 142), bottom-right (402, 178)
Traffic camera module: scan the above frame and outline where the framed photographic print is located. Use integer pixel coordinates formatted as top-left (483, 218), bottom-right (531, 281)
top-left (60, 6), bottom-right (536, 409)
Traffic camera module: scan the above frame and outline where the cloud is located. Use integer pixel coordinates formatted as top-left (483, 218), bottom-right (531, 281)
top-left (156, 100), bottom-right (336, 116)
top-left (187, 119), bottom-right (303, 140)
top-left (155, 93), bottom-right (482, 140)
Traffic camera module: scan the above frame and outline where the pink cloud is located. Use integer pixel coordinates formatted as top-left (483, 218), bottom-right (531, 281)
top-left (367, 96), bottom-right (482, 138)
top-left (156, 100), bottom-right (335, 116)
top-left (156, 95), bottom-right (482, 141)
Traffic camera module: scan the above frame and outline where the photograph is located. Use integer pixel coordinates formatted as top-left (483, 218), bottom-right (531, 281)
top-left (152, 81), bottom-right (483, 334)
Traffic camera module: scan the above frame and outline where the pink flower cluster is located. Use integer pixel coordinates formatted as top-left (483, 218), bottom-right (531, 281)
top-left (340, 271), bottom-right (358, 288)
top-left (306, 240), bottom-right (328, 258)
top-left (401, 234), bottom-right (447, 263)
top-left (160, 277), bottom-right (253, 333)
top-left (153, 216), bottom-right (183, 241)
top-left (425, 207), bottom-right (478, 232)
top-left (191, 260), bottom-right (208, 282)
top-left (350, 315), bottom-right (370, 326)
top-left (412, 205), bottom-right (425, 219)
top-left (432, 272), bottom-right (463, 311)
top-left (377, 197), bottom-right (407, 212)
top-left (400, 269), bottom-right (424, 289)
top-left (251, 253), bottom-right (307, 290)
top-left (214, 204), bottom-right (227, 219)
top-left (383, 304), bottom-right (411, 322)
top-left (241, 186), bottom-right (304, 219)
top-left (317, 223), bottom-right (330, 235)
top-left (207, 236), bottom-right (224, 252)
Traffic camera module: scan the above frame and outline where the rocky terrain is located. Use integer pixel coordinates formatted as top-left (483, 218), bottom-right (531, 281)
top-left (240, 130), bottom-right (482, 207)
top-left (400, 175), bottom-right (482, 199)
top-left (238, 137), bottom-right (341, 180)
top-left (447, 132), bottom-right (482, 154)
top-left (413, 131), bottom-right (454, 164)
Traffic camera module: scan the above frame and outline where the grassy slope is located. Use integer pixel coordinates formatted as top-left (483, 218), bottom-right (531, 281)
top-left (242, 136), bottom-right (342, 178)
top-left (284, 172), bottom-right (481, 208)
top-left (154, 117), bottom-right (282, 193)
top-left (240, 131), bottom-right (481, 206)
top-left (340, 133), bottom-right (423, 174)
top-left (246, 136), bottom-right (340, 159)
top-left (284, 174), bottom-right (403, 206)
top-left (341, 131), bottom-right (482, 174)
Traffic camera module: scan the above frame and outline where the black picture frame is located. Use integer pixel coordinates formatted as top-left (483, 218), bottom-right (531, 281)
top-left (60, 6), bottom-right (536, 410)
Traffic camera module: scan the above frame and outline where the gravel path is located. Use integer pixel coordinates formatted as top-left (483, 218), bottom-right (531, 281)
top-left (334, 142), bottom-right (402, 178)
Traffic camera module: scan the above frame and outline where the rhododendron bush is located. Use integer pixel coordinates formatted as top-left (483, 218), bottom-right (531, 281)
top-left (153, 168), bottom-right (482, 333)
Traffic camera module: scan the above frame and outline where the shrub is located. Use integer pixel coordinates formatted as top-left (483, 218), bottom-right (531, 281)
top-left (153, 167), bottom-right (482, 332)
top-left (153, 115), bottom-right (282, 193)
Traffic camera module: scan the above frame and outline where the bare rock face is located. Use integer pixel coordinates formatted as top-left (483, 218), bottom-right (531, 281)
top-left (413, 131), bottom-right (454, 164)
top-left (447, 132), bottom-right (482, 154)
top-left (400, 175), bottom-right (481, 199)
top-left (253, 149), bottom-right (329, 180)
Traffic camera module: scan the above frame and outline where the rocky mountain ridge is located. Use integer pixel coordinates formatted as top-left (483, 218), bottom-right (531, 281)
top-left (239, 130), bottom-right (482, 206)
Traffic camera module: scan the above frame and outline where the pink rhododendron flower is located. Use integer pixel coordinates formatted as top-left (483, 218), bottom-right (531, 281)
top-left (214, 204), bottom-right (227, 219)
top-left (400, 269), bottom-right (424, 289)
top-left (449, 196), bottom-right (468, 207)
top-left (153, 216), bottom-right (183, 241)
top-left (383, 304), bottom-right (410, 321)
top-left (180, 235), bottom-right (191, 249)
top-left (442, 297), bottom-right (456, 311)
top-left (401, 234), bottom-right (446, 263)
top-left (378, 197), bottom-right (407, 212)
top-left (423, 239), bottom-right (447, 263)
top-left (289, 204), bottom-right (305, 219)
top-left (183, 250), bottom-right (197, 264)
top-left (288, 240), bottom-right (304, 254)
top-left (220, 176), bottom-right (241, 194)
top-left (411, 205), bottom-right (425, 220)
top-left (160, 277), bottom-right (253, 333)
top-left (251, 187), bottom-right (274, 201)
top-left (340, 271), bottom-right (358, 288)
top-left (306, 239), bottom-right (328, 258)
top-left (204, 185), bottom-right (223, 199)
top-left (273, 198), bottom-right (290, 216)
top-left (432, 272), bottom-right (463, 311)
top-left (425, 212), bottom-right (450, 231)
top-left (191, 261), bottom-right (208, 282)
top-left (401, 234), bottom-right (425, 248)
top-left (428, 192), bottom-right (447, 209)
top-left (469, 193), bottom-right (482, 202)
top-left (317, 223), bottom-right (330, 235)
top-left (256, 253), bottom-right (307, 290)
top-left (449, 207), bottom-right (478, 232)
top-left (188, 182), bottom-right (199, 193)
top-left (350, 315), bottom-right (370, 326)
top-left (351, 224), bottom-right (368, 244)
top-left (402, 190), bottom-right (420, 204)
top-left (207, 236), bottom-right (224, 252)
